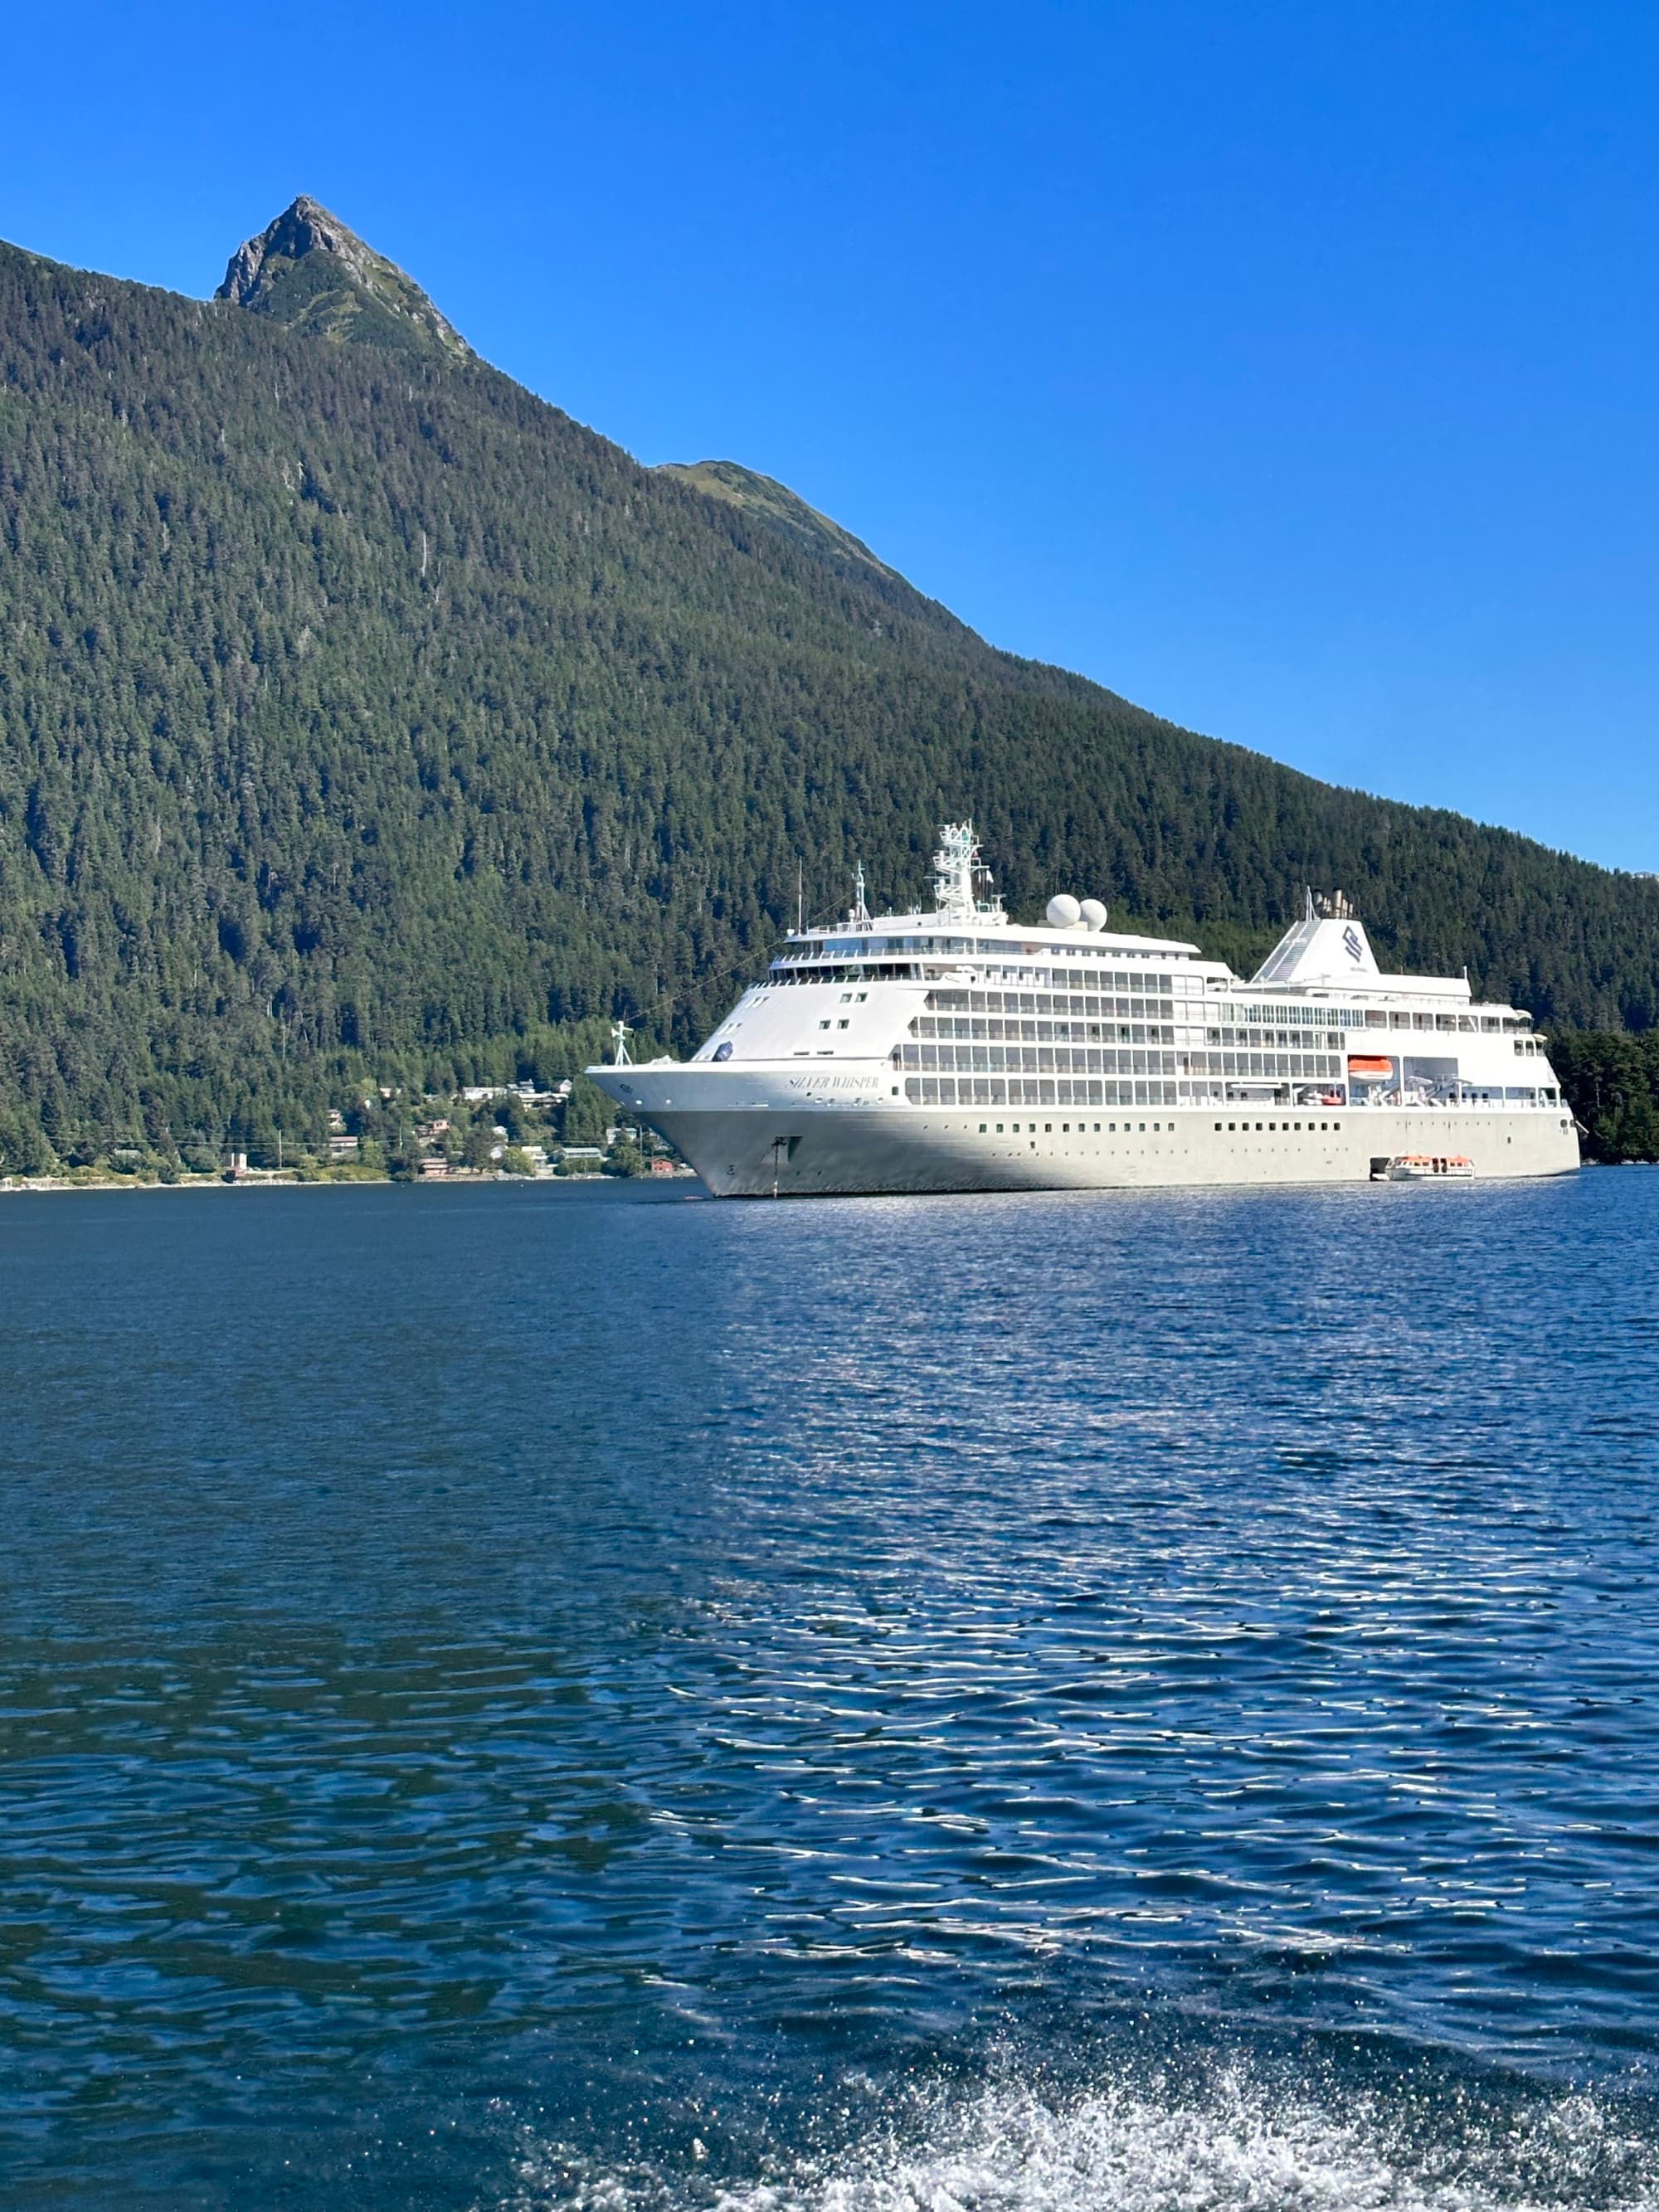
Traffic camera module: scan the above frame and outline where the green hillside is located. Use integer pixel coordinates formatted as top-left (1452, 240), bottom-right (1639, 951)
top-left (1, 200), bottom-right (1656, 1169)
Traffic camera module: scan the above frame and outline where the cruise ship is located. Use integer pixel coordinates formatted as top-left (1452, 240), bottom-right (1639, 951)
top-left (586, 824), bottom-right (1579, 1196)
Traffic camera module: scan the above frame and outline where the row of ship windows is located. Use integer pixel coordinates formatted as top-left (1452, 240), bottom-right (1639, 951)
top-left (922, 989), bottom-right (1529, 1034)
top-left (971, 1119), bottom-right (1346, 1137)
top-left (1207, 1031), bottom-right (1340, 1050)
top-left (766, 965), bottom-right (918, 986)
top-left (905, 1045), bottom-right (1179, 1076)
top-left (926, 991), bottom-right (1177, 1020)
top-left (915, 1017), bottom-right (1179, 1046)
top-left (770, 964), bottom-right (1535, 1033)
top-left (791, 948), bottom-right (1199, 982)
top-left (766, 964), bottom-right (1195, 991)
top-left (1189, 1052), bottom-right (1345, 1077)
top-left (917, 1017), bottom-right (1370, 1053)
top-left (915, 1016), bottom-right (1538, 1057)
top-left (1233, 1006), bottom-right (1527, 1033)
top-left (768, 971), bottom-right (1534, 1039)
top-left (904, 1077), bottom-right (1559, 1109)
top-left (902, 1044), bottom-right (1343, 1079)
top-left (909, 1078), bottom-right (1182, 1107)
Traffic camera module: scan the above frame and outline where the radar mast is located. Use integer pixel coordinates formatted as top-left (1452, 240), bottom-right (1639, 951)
top-left (932, 820), bottom-right (1005, 924)
top-left (849, 862), bottom-right (872, 927)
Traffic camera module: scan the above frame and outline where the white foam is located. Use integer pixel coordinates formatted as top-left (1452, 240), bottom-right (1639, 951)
top-left (499, 2069), bottom-right (1659, 2212)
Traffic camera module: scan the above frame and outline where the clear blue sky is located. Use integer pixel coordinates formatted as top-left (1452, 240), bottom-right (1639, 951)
top-left (4, 2), bottom-right (1654, 867)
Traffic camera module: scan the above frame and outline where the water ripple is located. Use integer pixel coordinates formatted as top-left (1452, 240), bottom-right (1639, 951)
top-left (2, 1175), bottom-right (1659, 2204)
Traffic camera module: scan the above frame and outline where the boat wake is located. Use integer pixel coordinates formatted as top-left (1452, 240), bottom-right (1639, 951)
top-left (501, 2064), bottom-right (1659, 2212)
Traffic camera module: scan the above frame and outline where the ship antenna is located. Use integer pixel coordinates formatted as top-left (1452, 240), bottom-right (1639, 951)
top-left (851, 861), bottom-right (871, 927)
top-left (611, 1018), bottom-right (632, 1066)
top-left (932, 819), bottom-right (1005, 925)
top-left (796, 858), bottom-right (804, 938)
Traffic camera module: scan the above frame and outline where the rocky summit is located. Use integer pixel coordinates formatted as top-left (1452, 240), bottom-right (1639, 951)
top-left (215, 195), bottom-right (469, 357)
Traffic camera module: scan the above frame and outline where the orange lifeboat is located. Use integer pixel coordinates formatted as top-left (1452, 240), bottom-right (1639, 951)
top-left (1347, 1055), bottom-right (1394, 1078)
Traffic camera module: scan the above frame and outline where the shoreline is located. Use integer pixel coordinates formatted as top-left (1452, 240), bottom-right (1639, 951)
top-left (0, 1170), bottom-right (674, 1196)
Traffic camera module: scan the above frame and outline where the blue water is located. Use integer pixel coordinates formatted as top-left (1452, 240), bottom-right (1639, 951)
top-left (4, 1173), bottom-right (1659, 2208)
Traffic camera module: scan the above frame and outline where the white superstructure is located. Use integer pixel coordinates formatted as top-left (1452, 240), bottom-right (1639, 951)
top-left (586, 822), bottom-right (1579, 1197)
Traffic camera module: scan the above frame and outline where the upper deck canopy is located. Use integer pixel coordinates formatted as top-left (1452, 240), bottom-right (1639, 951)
top-left (778, 916), bottom-right (1204, 961)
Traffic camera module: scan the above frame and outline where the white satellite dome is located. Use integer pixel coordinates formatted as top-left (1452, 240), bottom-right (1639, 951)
top-left (1079, 898), bottom-right (1107, 932)
top-left (1045, 893), bottom-right (1082, 928)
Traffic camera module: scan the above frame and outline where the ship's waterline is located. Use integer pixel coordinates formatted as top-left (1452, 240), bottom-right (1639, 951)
top-left (590, 819), bottom-right (1579, 1196)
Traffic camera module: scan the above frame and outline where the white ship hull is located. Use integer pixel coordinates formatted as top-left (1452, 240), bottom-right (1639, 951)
top-left (590, 1066), bottom-right (1579, 1198)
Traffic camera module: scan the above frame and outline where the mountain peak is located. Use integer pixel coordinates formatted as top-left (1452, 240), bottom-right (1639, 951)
top-left (215, 196), bottom-right (469, 357)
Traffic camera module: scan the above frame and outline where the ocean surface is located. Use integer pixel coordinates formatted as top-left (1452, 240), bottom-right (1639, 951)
top-left (4, 1171), bottom-right (1659, 2209)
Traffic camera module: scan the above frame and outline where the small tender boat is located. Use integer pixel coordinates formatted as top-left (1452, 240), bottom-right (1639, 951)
top-left (1382, 1155), bottom-right (1474, 1181)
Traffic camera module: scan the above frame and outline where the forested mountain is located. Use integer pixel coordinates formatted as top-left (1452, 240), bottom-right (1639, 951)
top-left (2, 198), bottom-right (1657, 1169)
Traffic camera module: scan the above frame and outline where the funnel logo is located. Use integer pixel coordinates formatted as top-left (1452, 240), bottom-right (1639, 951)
top-left (1343, 925), bottom-right (1365, 964)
